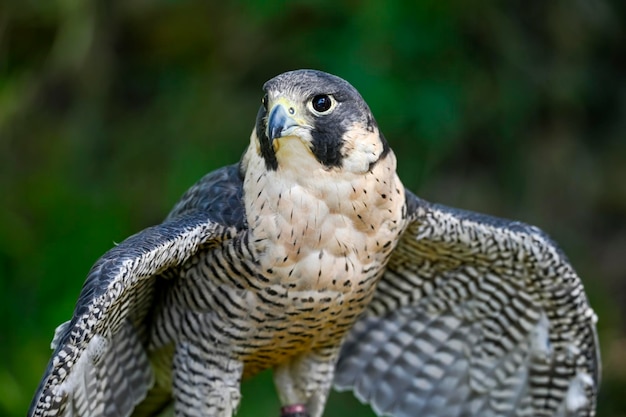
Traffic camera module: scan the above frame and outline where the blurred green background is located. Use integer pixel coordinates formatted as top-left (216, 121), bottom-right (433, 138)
top-left (1, 0), bottom-right (625, 416)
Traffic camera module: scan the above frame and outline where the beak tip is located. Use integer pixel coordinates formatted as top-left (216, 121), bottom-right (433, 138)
top-left (267, 104), bottom-right (297, 141)
top-left (269, 125), bottom-right (282, 142)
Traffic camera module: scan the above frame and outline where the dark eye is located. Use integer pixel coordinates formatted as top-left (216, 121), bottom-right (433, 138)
top-left (261, 94), bottom-right (268, 110)
top-left (312, 94), bottom-right (332, 113)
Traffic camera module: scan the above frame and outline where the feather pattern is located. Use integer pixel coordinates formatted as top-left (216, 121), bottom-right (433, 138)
top-left (29, 166), bottom-right (242, 417)
top-left (335, 191), bottom-right (599, 417)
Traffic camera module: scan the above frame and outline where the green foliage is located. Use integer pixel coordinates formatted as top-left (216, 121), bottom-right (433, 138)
top-left (1, 1), bottom-right (625, 415)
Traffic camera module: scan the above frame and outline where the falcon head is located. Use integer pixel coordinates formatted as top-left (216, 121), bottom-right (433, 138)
top-left (252, 69), bottom-right (390, 174)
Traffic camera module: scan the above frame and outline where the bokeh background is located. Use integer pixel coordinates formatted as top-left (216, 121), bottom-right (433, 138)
top-left (1, 1), bottom-right (625, 416)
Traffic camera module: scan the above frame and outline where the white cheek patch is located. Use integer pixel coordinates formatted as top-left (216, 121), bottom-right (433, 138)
top-left (274, 135), bottom-right (319, 175)
top-left (341, 123), bottom-right (384, 174)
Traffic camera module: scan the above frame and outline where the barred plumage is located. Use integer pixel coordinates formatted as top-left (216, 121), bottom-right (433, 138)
top-left (335, 196), bottom-right (598, 417)
top-left (29, 70), bottom-right (599, 417)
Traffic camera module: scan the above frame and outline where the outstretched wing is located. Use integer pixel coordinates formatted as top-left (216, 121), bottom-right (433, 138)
top-left (29, 165), bottom-right (244, 417)
top-left (335, 191), bottom-right (600, 417)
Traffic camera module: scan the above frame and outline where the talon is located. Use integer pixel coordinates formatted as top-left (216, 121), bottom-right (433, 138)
top-left (280, 403), bottom-right (309, 417)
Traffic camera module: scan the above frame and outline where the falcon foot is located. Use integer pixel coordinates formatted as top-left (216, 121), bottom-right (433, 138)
top-left (280, 404), bottom-right (310, 417)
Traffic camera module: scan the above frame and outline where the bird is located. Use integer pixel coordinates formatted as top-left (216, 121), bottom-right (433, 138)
top-left (29, 69), bottom-right (600, 417)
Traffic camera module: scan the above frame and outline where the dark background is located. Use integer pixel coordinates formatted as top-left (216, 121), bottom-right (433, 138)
top-left (1, 1), bottom-right (625, 416)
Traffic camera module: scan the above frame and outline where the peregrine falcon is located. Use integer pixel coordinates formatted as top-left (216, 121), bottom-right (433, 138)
top-left (29, 70), bottom-right (600, 417)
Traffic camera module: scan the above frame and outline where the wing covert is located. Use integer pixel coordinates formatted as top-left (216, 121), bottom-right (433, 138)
top-left (335, 191), bottom-right (599, 417)
top-left (29, 165), bottom-right (244, 417)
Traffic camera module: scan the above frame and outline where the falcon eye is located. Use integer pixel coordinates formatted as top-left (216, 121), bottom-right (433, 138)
top-left (311, 94), bottom-right (333, 113)
top-left (262, 94), bottom-right (269, 110)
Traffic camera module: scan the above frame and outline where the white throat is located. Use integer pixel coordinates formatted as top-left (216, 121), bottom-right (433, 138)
top-left (240, 131), bottom-right (407, 292)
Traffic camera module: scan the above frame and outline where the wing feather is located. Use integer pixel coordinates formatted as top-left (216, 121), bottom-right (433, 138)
top-left (29, 165), bottom-right (244, 417)
top-left (336, 191), bottom-right (599, 417)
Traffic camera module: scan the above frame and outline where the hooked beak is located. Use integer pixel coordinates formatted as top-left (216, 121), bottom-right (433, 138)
top-left (267, 104), bottom-right (299, 141)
